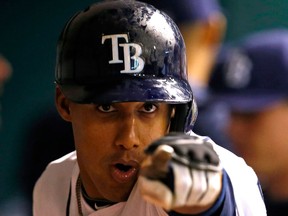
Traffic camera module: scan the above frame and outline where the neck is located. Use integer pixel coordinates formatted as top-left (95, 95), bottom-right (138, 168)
top-left (81, 184), bottom-right (115, 207)
top-left (80, 181), bottom-right (116, 209)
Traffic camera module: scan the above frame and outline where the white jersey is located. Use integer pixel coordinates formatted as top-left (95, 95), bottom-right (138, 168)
top-left (33, 134), bottom-right (266, 216)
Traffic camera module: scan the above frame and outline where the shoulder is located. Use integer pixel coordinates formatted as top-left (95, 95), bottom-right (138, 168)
top-left (188, 132), bottom-right (267, 215)
top-left (188, 131), bottom-right (255, 177)
top-left (34, 151), bottom-right (77, 192)
top-left (40, 151), bottom-right (77, 181)
top-left (33, 151), bottom-right (77, 215)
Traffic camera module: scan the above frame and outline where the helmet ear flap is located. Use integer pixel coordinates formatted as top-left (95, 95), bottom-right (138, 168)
top-left (169, 99), bottom-right (197, 133)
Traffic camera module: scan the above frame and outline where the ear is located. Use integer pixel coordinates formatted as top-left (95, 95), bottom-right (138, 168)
top-left (55, 85), bottom-right (72, 122)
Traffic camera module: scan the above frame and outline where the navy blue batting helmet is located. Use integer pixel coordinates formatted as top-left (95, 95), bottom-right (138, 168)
top-left (55, 0), bottom-right (197, 132)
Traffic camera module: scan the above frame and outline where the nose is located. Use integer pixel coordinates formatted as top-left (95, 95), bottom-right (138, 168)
top-left (115, 114), bottom-right (140, 150)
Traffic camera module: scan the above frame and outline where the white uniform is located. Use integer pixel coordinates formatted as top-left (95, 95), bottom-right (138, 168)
top-left (33, 134), bottom-right (267, 216)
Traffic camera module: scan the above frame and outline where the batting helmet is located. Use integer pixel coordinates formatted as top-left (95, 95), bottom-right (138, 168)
top-left (55, 0), bottom-right (197, 132)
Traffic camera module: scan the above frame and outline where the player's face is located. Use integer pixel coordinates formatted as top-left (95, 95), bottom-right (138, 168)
top-left (226, 101), bottom-right (288, 187)
top-left (68, 101), bottom-right (172, 202)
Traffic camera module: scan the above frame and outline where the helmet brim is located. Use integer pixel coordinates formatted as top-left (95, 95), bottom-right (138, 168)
top-left (59, 76), bottom-right (193, 104)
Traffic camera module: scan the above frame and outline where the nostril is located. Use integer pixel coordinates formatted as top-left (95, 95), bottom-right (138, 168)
top-left (117, 142), bottom-right (139, 150)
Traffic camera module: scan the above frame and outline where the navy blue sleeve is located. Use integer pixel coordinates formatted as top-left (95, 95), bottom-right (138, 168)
top-left (168, 169), bottom-right (236, 216)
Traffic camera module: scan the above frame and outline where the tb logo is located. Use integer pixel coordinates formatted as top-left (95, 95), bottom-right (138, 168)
top-left (102, 34), bottom-right (145, 73)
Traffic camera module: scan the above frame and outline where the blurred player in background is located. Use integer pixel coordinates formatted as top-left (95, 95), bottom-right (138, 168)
top-left (209, 29), bottom-right (288, 216)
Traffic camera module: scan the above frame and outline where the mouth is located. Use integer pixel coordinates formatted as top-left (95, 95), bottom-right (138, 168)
top-left (111, 161), bottom-right (139, 184)
top-left (115, 163), bottom-right (133, 172)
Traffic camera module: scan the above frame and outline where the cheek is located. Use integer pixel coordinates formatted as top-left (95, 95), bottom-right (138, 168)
top-left (75, 120), bottom-right (113, 147)
top-left (73, 118), bottom-right (115, 177)
top-left (138, 114), bottom-right (170, 147)
top-left (70, 108), bottom-right (112, 157)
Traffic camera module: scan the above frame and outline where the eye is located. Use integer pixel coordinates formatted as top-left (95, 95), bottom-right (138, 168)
top-left (97, 104), bottom-right (116, 113)
top-left (141, 102), bottom-right (157, 113)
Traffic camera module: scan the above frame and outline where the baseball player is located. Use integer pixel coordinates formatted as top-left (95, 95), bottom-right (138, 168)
top-left (33, 1), bottom-right (266, 215)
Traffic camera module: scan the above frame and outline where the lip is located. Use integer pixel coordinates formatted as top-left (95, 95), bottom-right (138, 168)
top-left (111, 160), bottom-right (139, 184)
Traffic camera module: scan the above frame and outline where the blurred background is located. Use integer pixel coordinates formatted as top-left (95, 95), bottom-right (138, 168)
top-left (1, 0), bottom-right (288, 214)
